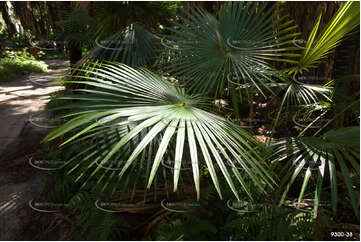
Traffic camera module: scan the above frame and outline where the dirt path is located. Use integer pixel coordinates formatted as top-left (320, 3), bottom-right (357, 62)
top-left (0, 60), bottom-right (69, 240)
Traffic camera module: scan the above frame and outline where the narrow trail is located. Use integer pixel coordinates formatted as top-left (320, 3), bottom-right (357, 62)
top-left (0, 60), bottom-right (69, 240)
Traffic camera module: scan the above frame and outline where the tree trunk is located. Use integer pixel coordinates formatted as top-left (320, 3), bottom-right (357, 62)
top-left (13, 1), bottom-right (40, 37)
top-left (63, 2), bottom-right (84, 66)
top-left (0, 1), bottom-right (17, 36)
top-left (46, 1), bottom-right (66, 52)
top-left (186, 1), bottom-right (222, 14)
top-left (31, 1), bottom-right (49, 36)
top-left (47, 1), bottom-right (63, 34)
top-left (68, 43), bottom-right (82, 66)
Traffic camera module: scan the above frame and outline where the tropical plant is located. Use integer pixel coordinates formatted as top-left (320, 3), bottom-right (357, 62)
top-left (328, 75), bottom-right (360, 129)
top-left (43, 63), bottom-right (275, 201)
top-left (79, 2), bottom-right (182, 68)
top-left (161, 2), bottom-right (301, 118)
top-left (270, 1), bottom-right (360, 132)
top-left (288, 1), bottom-right (360, 75)
top-left (56, 9), bottom-right (95, 49)
top-left (271, 126), bottom-right (359, 218)
top-left (265, 2), bottom-right (360, 220)
top-left (222, 204), bottom-right (315, 240)
top-left (68, 191), bottom-right (129, 240)
top-left (40, 3), bottom-right (359, 237)
top-left (89, 23), bottom-right (161, 67)
top-left (0, 49), bottom-right (47, 83)
top-left (92, 1), bottom-right (182, 39)
top-left (149, 197), bottom-right (315, 241)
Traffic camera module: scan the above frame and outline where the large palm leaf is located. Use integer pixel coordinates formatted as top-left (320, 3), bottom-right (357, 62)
top-left (162, 2), bottom-right (300, 97)
top-left (89, 23), bottom-right (160, 67)
top-left (271, 126), bottom-right (360, 218)
top-left (271, 2), bottom-right (359, 131)
top-left (270, 76), bottom-right (333, 132)
top-left (43, 63), bottom-right (275, 201)
top-left (288, 1), bottom-right (360, 74)
top-left (56, 10), bottom-right (96, 49)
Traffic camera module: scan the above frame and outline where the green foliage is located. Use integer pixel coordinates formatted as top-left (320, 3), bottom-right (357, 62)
top-left (38, 2), bottom-right (359, 239)
top-left (90, 23), bottom-right (161, 67)
top-left (149, 214), bottom-right (218, 241)
top-left (148, 199), bottom-right (315, 241)
top-left (56, 10), bottom-right (95, 49)
top-left (162, 2), bottom-right (300, 97)
top-left (0, 48), bottom-right (47, 83)
top-left (0, 30), bottom-right (35, 51)
top-left (270, 2), bottom-right (360, 133)
top-left (40, 140), bottom-right (129, 240)
top-left (43, 62), bottom-right (275, 202)
top-left (68, 191), bottom-right (129, 240)
top-left (4, 48), bottom-right (39, 60)
top-left (39, 51), bottom-right (69, 60)
top-left (329, 75), bottom-right (360, 129)
top-left (223, 205), bottom-right (315, 240)
top-left (93, 1), bottom-right (183, 39)
top-left (271, 127), bottom-right (360, 218)
top-left (288, 1), bottom-right (360, 74)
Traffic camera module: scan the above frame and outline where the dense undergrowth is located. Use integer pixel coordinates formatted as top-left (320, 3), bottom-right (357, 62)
top-left (7, 1), bottom-right (359, 240)
top-left (0, 49), bottom-right (47, 83)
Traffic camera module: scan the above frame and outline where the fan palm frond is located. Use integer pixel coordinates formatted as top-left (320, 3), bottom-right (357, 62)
top-left (93, 1), bottom-right (182, 39)
top-left (90, 23), bottom-right (160, 67)
top-left (288, 1), bottom-right (360, 74)
top-left (270, 75), bottom-right (333, 134)
top-left (162, 2), bottom-right (301, 97)
top-left (43, 63), bottom-right (275, 201)
top-left (56, 9), bottom-right (95, 48)
top-left (271, 126), bottom-right (360, 218)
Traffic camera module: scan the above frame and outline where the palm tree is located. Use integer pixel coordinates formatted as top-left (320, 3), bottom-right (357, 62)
top-left (270, 1), bottom-right (360, 218)
top-left (43, 63), bottom-right (275, 201)
top-left (160, 2), bottom-right (301, 119)
top-left (271, 127), bottom-right (359, 218)
top-left (44, 1), bottom-right (359, 220)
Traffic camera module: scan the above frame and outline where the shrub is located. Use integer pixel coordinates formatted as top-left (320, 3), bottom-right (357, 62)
top-left (0, 48), bottom-right (47, 83)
